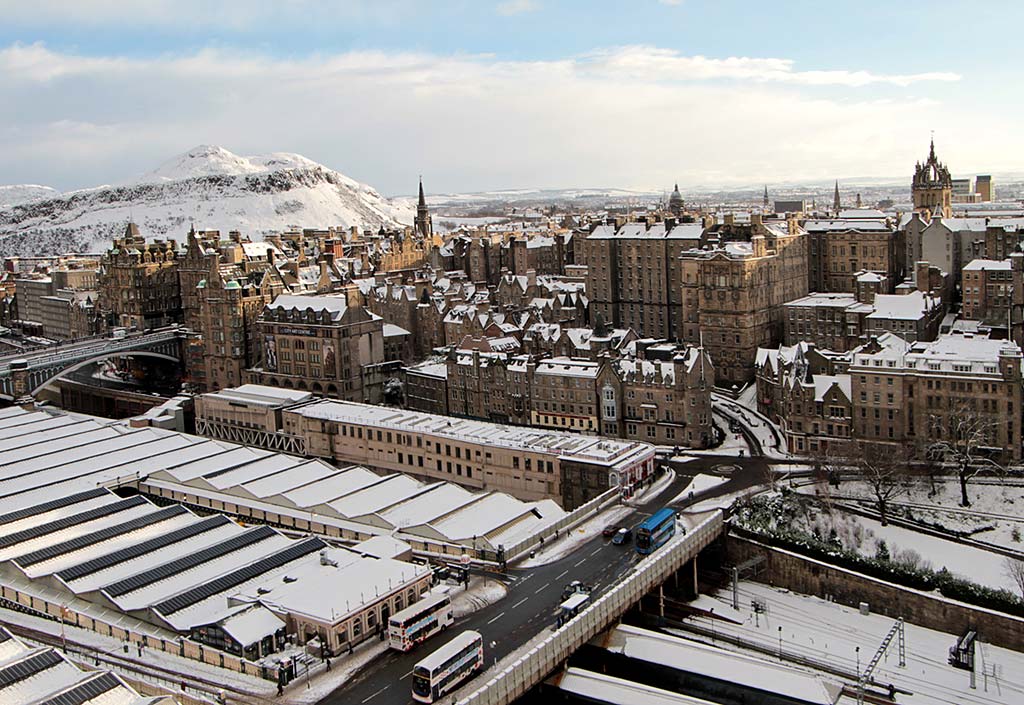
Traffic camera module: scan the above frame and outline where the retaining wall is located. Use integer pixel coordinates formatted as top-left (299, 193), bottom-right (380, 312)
top-left (726, 534), bottom-right (1024, 652)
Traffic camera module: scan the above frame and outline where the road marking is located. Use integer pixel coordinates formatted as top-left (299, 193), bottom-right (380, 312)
top-left (401, 670), bottom-right (412, 679)
top-left (512, 597), bottom-right (529, 609)
top-left (519, 574), bottom-right (532, 583)
top-left (361, 685), bottom-right (389, 702)
top-left (588, 547), bottom-right (602, 557)
top-left (555, 569), bottom-right (568, 580)
top-left (486, 611), bottom-right (506, 625)
top-left (533, 582), bottom-right (550, 594)
top-left (572, 558), bottom-right (587, 568)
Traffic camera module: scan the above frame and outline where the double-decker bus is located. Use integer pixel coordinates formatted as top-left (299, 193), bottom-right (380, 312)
top-left (636, 507), bottom-right (677, 555)
top-left (388, 592), bottom-right (454, 652)
top-left (411, 630), bottom-right (484, 703)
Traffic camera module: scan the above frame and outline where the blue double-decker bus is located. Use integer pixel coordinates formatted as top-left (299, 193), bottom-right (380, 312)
top-left (636, 507), bottom-right (677, 555)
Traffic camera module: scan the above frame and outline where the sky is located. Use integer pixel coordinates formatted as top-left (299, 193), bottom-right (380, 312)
top-left (1, 0), bottom-right (1022, 196)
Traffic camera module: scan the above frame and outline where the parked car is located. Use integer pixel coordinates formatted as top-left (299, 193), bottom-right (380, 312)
top-left (611, 527), bottom-right (632, 545)
top-left (602, 524), bottom-right (621, 538)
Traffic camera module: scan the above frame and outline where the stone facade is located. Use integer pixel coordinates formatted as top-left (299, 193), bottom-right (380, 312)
top-left (98, 223), bottom-right (182, 330)
top-left (680, 215), bottom-right (809, 384)
top-left (252, 294), bottom-right (387, 403)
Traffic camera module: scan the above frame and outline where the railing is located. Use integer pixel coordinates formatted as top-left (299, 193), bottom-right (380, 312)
top-left (457, 510), bottom-right (725, 705)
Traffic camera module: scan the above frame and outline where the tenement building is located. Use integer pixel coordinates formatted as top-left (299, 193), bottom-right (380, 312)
top-left (583, 217), bottom-right (703, 341)
top-left (405, 341), bottom-right (714, 448)
top-left (97, 222), bottom-right (182, 329)
top-left (280, 398), bottom-right (657, 508)
top-left (680, 214), bottom-right (808, 384)
top-left (757, 332), bottom-right (1024, 461)
top-left (803, 211), bottom-right (901, 292)
top-left (251, 294), bottom-right (388, 403)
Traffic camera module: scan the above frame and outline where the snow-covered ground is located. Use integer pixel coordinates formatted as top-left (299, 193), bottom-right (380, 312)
top-left (671, 473), bottom-right (729, 504)
top-left (751, 490), bottom-right (1021, 593)
top-left (626, 469), bottom-right (677, 506)
top-left (677, 581), bottom-right (1024, 705)
top-left (451, 577), bottom-right (509, 619)
top-left (806, 478), bottom-right (1024, 554)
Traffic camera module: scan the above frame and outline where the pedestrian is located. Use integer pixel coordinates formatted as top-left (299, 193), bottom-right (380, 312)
top-left (277, 681), bottom-right (284, 697)
top-left (326, 657), bottom-right (331, 672)
top-left (348, 642), bottom-right (353, 655)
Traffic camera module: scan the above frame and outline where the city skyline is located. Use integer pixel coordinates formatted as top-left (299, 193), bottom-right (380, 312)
top-left (2, 1), bottom-right (1023, 194)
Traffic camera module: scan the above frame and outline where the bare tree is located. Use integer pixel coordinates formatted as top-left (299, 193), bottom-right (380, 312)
top-left (926, 403), bottom-right (1003, 507)
top-left (853, 441), bottom-right (911, 526)
top-left (1004, 556), bottom-right (1024, 599)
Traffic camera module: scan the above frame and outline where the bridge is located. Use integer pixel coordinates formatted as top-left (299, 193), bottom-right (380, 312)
top-left (0, 327), bottom-right (186, 400)
top-left (321, 464), bottom-right (731, 705)
top-left (456, 511), bottom-right (725, 705)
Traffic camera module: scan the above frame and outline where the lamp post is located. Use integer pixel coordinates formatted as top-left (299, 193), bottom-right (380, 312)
top-left (778, 626), bottom-right (783, 659)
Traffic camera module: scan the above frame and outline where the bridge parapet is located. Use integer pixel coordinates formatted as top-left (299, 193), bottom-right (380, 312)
top-left (0, 328), bottom-right (186, 400)
top-left (457, 510), bottom-right (725, 705)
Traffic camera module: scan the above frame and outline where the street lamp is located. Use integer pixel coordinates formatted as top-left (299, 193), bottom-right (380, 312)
top-left (778, 626), bottom-right (783, 659)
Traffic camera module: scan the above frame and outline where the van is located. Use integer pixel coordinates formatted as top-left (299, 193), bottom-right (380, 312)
top-left (612, 527), bottom-right (632, 545)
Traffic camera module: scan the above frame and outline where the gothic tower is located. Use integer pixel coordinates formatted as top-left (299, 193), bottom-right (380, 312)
top-left (762, 185), bottom-right (769, 210)
top-left (912, 138), bottom-right (952, 219)
top-left (415, 177), bottom-right (433, 239)
top-left (832, 181), bottom-right (841, 213)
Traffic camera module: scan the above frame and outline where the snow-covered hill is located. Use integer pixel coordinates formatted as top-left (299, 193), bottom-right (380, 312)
top-left (0, 185), bottom-right (60, 209)
top-left (0, 145), bottom-right (414, 256)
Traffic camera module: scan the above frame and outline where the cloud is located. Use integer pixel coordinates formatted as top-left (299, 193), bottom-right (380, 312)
top-left (580, 46), bottom-right (961, 87)
top-left (0, 41), bottom-right (1004, 196)
top-left (496, 0), bottom-right (539, 16)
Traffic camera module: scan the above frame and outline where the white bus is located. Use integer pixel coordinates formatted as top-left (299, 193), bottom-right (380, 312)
top-left (388, 592), bottom-right (454, 652)
top-left (411, 630), bottom-right (484, 704)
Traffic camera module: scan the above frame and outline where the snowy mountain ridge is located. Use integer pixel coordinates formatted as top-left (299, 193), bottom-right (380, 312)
top-left (0, 146), bottom-right (414, 256)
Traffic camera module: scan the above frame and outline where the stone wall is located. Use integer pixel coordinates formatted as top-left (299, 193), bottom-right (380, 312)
top-left (727, 534), bottom-right (1024, 652)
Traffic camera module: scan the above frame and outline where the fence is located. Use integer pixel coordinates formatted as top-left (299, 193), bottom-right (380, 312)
top-left (502, 487), bottom-right (621, 563)
top-left (457, 510), bottom-right (725, 705)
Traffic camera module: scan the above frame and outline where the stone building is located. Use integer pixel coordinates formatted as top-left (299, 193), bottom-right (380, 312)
top-left (850, 333), bottom-right (1023, 461)
top-left (912, 139), bottom-right (953, 219)
top-left (280, 398), bottom-right (657, 508)
top-left (961, 257), bottom-right (1020, 330)
top-left (252, 294), bottom-right (387, 402)
top-left (195, 251), bottom-right (288, 392)
top-left (583, 218), bottom-right (703, 341)
top-left (804, 213), bottom-right (900, 292)
top-left (680, 215), bottom-right (809, 384)
top-left (98, 223), bottom-right (182, 329)
top-left (758, 332), bottom-right (1024, 461)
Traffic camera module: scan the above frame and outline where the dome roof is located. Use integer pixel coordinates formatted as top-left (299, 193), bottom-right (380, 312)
top-left (669, 183), bottom-right (684, 207)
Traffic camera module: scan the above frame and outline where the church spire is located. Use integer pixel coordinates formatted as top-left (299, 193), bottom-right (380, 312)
top-left (833, 180), bottom-right (841, 212)
top-left (415, 176), bottom-right (432, 239)
top-left (762, 185), bottom-right (769, 209)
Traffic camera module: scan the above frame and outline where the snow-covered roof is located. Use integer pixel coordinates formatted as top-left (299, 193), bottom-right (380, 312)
top-left (963, 258), bottom-right (1011, 271)
top-left (351, 535), bottom-right (412, 560)
top-left (605, 625), bottom-right (834, 705)
top-left (200, 384), bottom-right (313, 408)
top-left (266, 294), bottom-right (350, 319)
top-left (866, 291), bottom-right (939, 321)
top-left (292, 399), bottom-right (655, 470)
top-left (217, 606), bottom-right (285, 648)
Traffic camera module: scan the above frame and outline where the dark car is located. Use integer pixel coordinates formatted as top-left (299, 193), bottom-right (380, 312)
top-left (602, 524), bottom-right (621, 538)
top-left (612, 527), bottom-right (632, 545)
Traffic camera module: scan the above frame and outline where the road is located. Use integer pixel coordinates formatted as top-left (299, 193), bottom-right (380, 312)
top-left (317, 444), bottom-right (772, 705)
